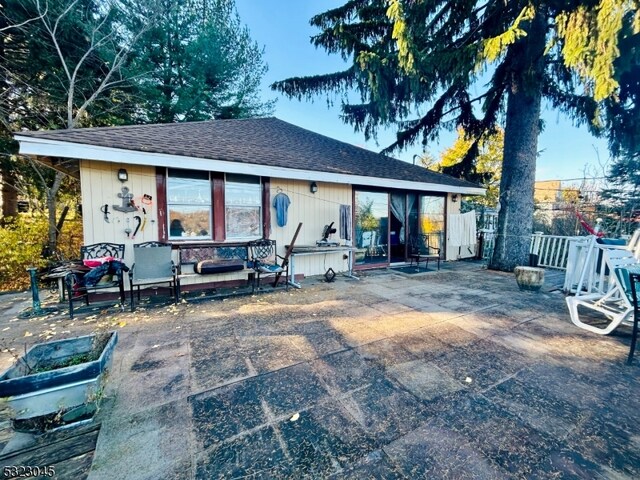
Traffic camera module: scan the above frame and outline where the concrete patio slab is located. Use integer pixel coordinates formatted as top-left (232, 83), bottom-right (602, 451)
top-left (1, 261), bottom-right (640, 479)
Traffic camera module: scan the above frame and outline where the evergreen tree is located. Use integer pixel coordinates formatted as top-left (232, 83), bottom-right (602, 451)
top-left (428, 127), bottom-right (503, 208)
top-left (127, 0), bottom-right (274, 123)
top-left (273, 0), bottom-right (638, 271)
top-left (600, 5), bottom-right (640, 236)
top-left (600, 156), bottom-right (640, 236)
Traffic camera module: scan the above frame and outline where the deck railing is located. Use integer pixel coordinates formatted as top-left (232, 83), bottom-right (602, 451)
top-left (480, 231), bottom-right (583, 270)
top-left (530, 232), bottom-right (582, 270)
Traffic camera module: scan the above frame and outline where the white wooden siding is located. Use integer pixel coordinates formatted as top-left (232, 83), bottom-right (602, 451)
top-left (444, 194), bottom-right (461, 261)
top-left (270, 179), bottom-right (352, 277)
top-left (80, 160), bottom-right (158, 268)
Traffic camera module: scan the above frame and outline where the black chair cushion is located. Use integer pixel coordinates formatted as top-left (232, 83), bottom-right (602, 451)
top-left (194, 259), bottom-right (245, 275)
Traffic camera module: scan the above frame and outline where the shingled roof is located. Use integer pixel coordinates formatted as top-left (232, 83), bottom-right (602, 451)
top-left (16, 117), bottom-right (481, 191)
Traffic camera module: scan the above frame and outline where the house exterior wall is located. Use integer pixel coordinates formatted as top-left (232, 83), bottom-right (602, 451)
top-left (79, 160), bottom-right (464, 286)
top-left (80, 160), bottom-right (159, 266)
top-left (269, 178), bottom-right (351, 277)
top-left (79, 161), bottom-right (352, 284)
top-left (445, 194), bottom-right (461, 260)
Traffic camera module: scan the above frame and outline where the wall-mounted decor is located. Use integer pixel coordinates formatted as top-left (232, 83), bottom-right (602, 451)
top-left (273, 190), bottom-right (291, 227)
top-left (113, 186), bottom-right (137, 213)
top-left (100, 204), bottom-right (110, 223)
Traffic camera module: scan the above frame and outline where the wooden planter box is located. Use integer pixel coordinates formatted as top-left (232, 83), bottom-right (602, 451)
top-left (0, 332), bottom-right (117, 432)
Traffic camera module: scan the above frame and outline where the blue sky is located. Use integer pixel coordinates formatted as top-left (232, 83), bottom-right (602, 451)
top-left (235, 0), bottom-right (611, 183)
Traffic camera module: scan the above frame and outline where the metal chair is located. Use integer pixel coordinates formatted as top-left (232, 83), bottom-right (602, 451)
top-left (409, 234), bottom-right (441, 271)
top-left (247, 239), bottom-right (288, 293)
top-left (129, 242), bottom-right (180, 311)
top-left (66, 243), bottom-right (126, 319)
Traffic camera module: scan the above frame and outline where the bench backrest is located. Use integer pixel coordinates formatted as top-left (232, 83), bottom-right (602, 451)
top-left (179, 244), bottom-right (248, 265)
top-left (248, 239), bottom-right (277, 263)
top-left (81, 242), bottom-right (125, 260)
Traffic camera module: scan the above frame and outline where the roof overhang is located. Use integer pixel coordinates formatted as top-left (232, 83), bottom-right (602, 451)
top-left (16, 136), bottom-right (486, 196)
top-left (29, 155), bottom-right (80, 179)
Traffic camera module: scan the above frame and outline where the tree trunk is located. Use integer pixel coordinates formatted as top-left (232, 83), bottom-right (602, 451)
top-left (1, 172), bottom-right (18, 219)
top-left (490, 9), bottom-right (547, 272)
top-left (0, 1), bottom-right (16, 221)
top-left (46, 171), bottom-right (65, 255)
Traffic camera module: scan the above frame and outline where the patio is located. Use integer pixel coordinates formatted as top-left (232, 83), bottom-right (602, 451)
top-left (1, 261), bottom-right (639, 478)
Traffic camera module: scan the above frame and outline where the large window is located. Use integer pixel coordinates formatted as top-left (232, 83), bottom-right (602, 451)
top-left (166, 170), bottom-right (263, 241)
top-left (167, 169), bottom-right (212, 240)
top-left (225, 174), bottom-right (262, 238)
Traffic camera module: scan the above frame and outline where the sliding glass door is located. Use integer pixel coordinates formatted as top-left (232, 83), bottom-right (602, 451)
top-left (352, 191), bottom-right (445, 267)
top-left (420, 195), bottom-right (445, 251)
top-left (355, 191), bottom-right (389, 266)
top-left (389, 193), bottom-right (418, 263)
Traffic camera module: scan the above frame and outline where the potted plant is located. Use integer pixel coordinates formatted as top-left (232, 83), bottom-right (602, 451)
top-left (514, 266), bottom-right (545, 291)
top-left (0, 331), bottom-right (117, 433)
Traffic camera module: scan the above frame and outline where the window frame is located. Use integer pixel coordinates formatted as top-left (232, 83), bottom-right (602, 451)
top-left (157, 168), bottom-right (269, 243)
top-left (166, 168), bottom-right (213, 241)
top-left (224, 173), bottom-right (263, 240)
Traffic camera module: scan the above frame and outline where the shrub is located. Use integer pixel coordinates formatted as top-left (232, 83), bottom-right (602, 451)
top-left (0, 214), bottom-right (83, 291)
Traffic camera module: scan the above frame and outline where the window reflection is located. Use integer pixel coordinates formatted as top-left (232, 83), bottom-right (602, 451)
top-left (168, 169), bottom-right (211, 239)
top-left (355, 191), bottom-right (389, 265)
top-left (420, 195), bottom-right (445, 250)
top-left (225, 174), bottom-right (262, 238)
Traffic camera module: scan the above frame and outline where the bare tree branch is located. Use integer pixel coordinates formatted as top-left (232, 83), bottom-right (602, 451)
top-left (0, 0), bottom-right (48, 32)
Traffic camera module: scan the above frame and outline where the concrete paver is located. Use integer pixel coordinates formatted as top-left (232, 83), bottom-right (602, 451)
top-left (1, 261), bottom-right (639, 479)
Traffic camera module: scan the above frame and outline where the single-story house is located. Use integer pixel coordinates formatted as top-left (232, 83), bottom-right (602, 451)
top-left (15, 117), bottom-right (483, 288)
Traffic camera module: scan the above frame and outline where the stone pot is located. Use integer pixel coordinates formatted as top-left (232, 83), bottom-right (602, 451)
top-left (514, 266), bottom-right (545, 292)
top-left (0, 331), bottom-right (118, 432)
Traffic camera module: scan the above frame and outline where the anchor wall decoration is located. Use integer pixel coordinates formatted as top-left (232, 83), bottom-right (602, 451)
top-left (113, 186), bottom-right (137, 213)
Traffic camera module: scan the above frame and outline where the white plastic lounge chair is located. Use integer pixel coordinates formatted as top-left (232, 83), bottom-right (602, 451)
top-left (627, 229), bottom-right (640, 259)
top-left (566, 248), bottom-right (640, 334)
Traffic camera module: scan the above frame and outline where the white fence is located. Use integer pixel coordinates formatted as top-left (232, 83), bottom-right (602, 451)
top-left (480, 231), bottom-right (583, 270)
top-left (530, 232), bottom-right (582, 270)
top-left (481, 230), bottom-right (640, 294)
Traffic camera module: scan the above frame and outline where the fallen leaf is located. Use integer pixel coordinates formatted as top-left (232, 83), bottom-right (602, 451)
top-left (24, 331), bottom-right (33, 337)
top-left (118, 322), bottom-right (127, 328)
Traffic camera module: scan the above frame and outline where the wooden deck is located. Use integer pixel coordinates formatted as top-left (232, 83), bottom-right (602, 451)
top-left (0, 412), bottom-right (100, 480)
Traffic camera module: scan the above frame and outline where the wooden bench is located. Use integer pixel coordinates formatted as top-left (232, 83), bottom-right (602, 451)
top-left (178, 243), bottom-right (248, 277)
